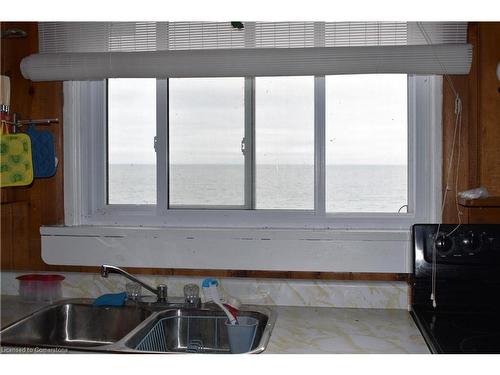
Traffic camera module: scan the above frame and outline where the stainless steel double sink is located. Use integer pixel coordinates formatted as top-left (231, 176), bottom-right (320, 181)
top-left (0, 299), bottom-right (276, 353)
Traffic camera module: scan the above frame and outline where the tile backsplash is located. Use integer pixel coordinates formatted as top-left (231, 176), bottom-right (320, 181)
top-left (1, 270), bottom-right (409, 309)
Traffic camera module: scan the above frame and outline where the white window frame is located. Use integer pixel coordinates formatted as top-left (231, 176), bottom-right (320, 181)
top-left (63, 75), bottom-right (442, 230)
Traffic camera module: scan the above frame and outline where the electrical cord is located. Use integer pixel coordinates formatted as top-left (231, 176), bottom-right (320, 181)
top-left (417, 22), bottom-right (464, 308)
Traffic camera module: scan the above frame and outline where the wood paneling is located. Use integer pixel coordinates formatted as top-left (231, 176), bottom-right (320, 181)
top-left (1, 22), bottom-right (65, 271)
top-left (442, 22), bottom-right (500, 224)
top-left (477, 23), bottom-right (500, 195)
top-left (1, 201), bottom-right (29, 269)
top-left (441, 72), bottom-right (472, 224)
top-left (11, 202), bottom-right (30, 268)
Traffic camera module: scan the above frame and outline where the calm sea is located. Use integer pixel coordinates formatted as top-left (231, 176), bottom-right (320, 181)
top-left (108, 164), bottom-right (407, 213)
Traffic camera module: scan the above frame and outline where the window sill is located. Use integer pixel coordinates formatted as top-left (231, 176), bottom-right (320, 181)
top-left (80, 204), bottom-right (424, 230)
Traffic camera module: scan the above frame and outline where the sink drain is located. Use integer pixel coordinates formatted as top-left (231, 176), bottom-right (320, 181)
top-left (186, 339), bottom-right (204, 353)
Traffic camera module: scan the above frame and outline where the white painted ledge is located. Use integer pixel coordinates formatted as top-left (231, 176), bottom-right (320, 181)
top-left (41, 226), bottom-right (411, 273)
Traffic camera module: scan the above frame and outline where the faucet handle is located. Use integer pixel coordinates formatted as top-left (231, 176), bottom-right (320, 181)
top-left (156, 284), bottom-right (168, 302)
top-left (184, 283), bottom-right (200, 305)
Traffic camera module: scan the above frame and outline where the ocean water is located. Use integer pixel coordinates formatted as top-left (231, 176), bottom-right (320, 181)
top-left (108, 164), bottom-right (407, 213)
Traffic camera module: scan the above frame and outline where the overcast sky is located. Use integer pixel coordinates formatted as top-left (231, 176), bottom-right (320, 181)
top-left (108, 74), bottom-right (407, 166)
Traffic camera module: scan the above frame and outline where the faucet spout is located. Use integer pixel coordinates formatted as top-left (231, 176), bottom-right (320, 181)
top-left (100, 264), bottom-right (167, 302)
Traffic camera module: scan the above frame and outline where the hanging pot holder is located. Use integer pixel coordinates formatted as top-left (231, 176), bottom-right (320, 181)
top-left (0, 121), bottom-right (34, 187)
top-left (26, 123), bottom-right (56, 178)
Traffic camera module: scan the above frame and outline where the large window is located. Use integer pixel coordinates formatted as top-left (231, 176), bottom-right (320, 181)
top-left (66, 73), bottom-right (441, 229)
top-left (107, 75), bottom-right (406, 214)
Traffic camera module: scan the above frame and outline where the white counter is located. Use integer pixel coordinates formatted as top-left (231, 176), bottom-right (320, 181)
top-left (0, 295), bottom-right (428, 354)
top-left (265, 305), bottom-right (428, 353)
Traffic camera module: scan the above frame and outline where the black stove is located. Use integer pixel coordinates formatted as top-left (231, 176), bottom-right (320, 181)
top-left (410, 224), bottom-right (500, 354)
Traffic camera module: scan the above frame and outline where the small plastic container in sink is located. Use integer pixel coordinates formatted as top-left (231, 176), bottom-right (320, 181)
top-left (17, 274), bottom-right (65, 302)
top-left (225, 316), bottom-right (258, 354)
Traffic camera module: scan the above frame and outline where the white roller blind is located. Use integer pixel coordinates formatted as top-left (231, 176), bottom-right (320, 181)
top-left (23, 21), bottom-right (471, 81)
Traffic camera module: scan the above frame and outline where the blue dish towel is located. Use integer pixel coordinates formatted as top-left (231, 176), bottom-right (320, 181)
top-left (93, 292), bottom-right (127, 306)
top-left (26, 124), bottom-right (56, 178)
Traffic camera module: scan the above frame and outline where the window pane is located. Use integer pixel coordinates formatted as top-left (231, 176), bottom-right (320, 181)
top-left (169, 78), bottom-right (245, 207)
top-left (255, 76), bottom-right (315, 209)
top-left (108, 78), bottom-right (156, 204)
top-left (326, 74), bottom-right (407, 213)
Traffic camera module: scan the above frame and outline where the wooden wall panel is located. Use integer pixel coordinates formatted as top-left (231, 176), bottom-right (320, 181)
top-left (11, 201), bottom-right (30, 268)
top-left (441, 72), bottom-right (472, 224)
top-left (442, 22), bottom-right (500, 224)
top-left (1, 201), bottom-right (29, 269)
top-left (441, 23), bottom-right (480, 224)
top-left (1, 22), bottom-right (65, 271)
top-left (477, 23), bottom-right (500, 195)
top-left (1, 203), bottom-right (14, 268)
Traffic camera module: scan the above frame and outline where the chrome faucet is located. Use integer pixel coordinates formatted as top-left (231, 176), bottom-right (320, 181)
top-left (100, 265), bottom-right (167, 303)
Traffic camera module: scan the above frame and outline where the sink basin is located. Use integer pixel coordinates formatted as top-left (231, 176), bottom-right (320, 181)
top-left (0, 299), bottom-right (276, 353)
top-left (124, 308), bottom-right (273, 353)
top-left (0, 300), bottom-right (152, 348)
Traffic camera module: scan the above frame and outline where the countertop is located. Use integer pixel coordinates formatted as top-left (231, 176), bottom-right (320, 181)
top-left (0, 295), bottom-right (429, 354)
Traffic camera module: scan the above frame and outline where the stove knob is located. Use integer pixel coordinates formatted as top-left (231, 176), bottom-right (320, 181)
top-left (435, 234), bottom-right (453, 255)
top-left (481, 232), bottom-right (496, 248)
top-left (462, 231), bottom-right (480, 253)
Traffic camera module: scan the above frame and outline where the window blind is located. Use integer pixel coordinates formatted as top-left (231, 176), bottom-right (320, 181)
top-left (22, 21), bottom-right (472, 81)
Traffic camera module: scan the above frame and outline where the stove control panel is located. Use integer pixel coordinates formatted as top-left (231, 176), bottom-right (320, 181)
top-left (413, 224), bottom-right (500, 310)
top-left (415, 224), bottom-right (500, 266)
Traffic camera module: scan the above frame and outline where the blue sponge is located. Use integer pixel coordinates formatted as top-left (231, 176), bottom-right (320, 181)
top-left (93, 292), bottom-right (127, 306)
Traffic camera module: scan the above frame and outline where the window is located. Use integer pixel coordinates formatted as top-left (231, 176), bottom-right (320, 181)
top-left (168, 78), bottom-right (245, 208)
top-left (255, 76), bottom-right (315, 210)
top-left (108, 76), bottom-right (318, 211)
top-left (325, 74), bottom-right (408, 213)
top-left (100, 73), bottom-right (439, 230)
top-left (107, 78), bottom-right (156, 205)
top-left (107, 74), bottom-right (406, 212)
